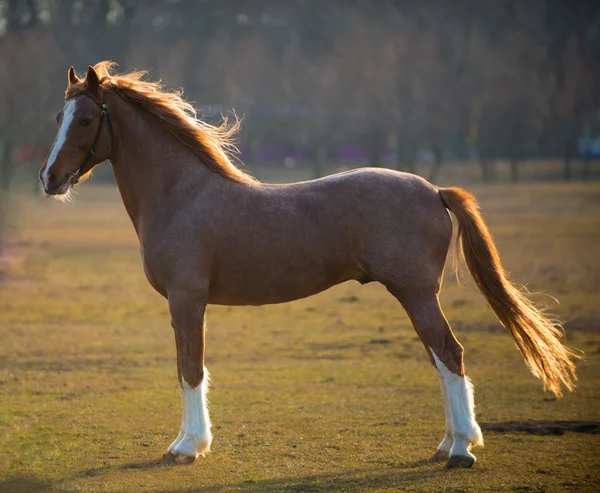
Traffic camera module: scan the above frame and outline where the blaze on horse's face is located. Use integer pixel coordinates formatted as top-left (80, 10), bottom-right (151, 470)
top-left (39, 66), bottom-right (110, 197)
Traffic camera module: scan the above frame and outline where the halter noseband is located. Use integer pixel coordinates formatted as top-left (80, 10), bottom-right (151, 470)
top-left (70, 90), bottom-right (113, 183)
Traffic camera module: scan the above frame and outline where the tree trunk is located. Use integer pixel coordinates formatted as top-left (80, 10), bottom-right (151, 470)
top-left (0, 141), bottom-right (14, 191)
top-left (26, 0), bottom-right (38, 27)
top-left (395, 142), bottom-right (415, 174)
top-left (366, 128), bottom-right (387, 168)
top-left (509, 156), bottom-right (519, 182)
top-left (428, 147), bottom-right (443, 183)
top-left (313, 143), bottom-right (327, 179)
top-left (479, 156), bottom-right (496, 182)
top-left (581, 156), bottom-right (591, 181)
top-left (368, 139), bottom-right (381, 168)
top-left (7, 0), bottom-right (20, 30)
top-left (563, 140), bottom-right (573, 181)
top-left (396, 155), bottom-right (415, 174)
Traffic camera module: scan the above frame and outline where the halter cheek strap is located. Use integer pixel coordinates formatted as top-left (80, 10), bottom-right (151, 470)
top-left (70, 90), bottom-right (114, 183)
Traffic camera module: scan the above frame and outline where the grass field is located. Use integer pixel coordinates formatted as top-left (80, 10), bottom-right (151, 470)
top-left (1, 181), bottom-right (599, 492)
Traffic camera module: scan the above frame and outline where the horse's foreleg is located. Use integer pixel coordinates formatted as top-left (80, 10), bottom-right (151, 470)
top-left (167, 383), bottom-right (188, 454)
top-left (167, 319), bottom-right (188, 454)
top-left (166, 293), bottom-right (212, 462)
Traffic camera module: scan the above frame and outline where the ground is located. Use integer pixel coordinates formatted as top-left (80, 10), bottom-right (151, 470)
top-left (1, 180), bottom-right (599, 492)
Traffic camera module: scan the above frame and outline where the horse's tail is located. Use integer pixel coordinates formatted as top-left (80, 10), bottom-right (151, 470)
top-left (439, 187), bottom-right (579, 398)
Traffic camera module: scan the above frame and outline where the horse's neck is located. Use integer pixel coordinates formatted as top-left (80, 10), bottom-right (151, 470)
top-left (108, 96), bottom-right (214, 235)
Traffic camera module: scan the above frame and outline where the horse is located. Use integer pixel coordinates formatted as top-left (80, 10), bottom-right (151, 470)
top-left (39, 62), bottom-right (578, 468)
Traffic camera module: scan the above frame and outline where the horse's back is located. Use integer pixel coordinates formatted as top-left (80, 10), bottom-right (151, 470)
top-left (275, 167), bottom-right (450, 248)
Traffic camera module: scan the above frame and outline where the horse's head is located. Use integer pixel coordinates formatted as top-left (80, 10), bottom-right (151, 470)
top-left (40, 65), bottom-right (113, 197)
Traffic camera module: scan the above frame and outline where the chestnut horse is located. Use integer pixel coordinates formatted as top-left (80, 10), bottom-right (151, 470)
top-left (39, 62), bottom-right (577, 468)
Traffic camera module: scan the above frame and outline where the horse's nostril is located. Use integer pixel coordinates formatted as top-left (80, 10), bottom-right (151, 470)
top-left (47, 170), bottom-right (56, 185)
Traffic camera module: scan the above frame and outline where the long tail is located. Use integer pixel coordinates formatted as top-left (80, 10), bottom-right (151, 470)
top-left (439, 187), bottom-right (579, 397)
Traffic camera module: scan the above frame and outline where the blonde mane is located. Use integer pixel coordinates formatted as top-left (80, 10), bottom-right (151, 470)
top-left (66, 61), bottom-right (256, 184)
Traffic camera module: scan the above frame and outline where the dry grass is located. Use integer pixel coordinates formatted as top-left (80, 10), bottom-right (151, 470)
top-left (1, 181), bottom-right (599, 492)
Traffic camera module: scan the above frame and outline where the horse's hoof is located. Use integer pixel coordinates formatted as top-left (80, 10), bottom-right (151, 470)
top-left (446, 454), bottom-right (476, 468)
top-left (161, 452), bottom-right (196, 465)
top-left (161, 452), bottom-right (177, 464)
top-left (174, 454), bottom-right (196, 464)
top-left (170, 433), bottom-right (210, 459)
top-left (431, 449), bottom-right (450, 461)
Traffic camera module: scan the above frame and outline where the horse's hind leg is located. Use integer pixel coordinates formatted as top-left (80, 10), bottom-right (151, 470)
top-left (432, 372), bottom-right (453, 461)
top-left (387, 287), bottom-right (483, 468)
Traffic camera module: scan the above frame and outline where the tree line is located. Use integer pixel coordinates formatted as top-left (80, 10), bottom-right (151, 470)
top-left (0, 0), bottom-right (599, 189)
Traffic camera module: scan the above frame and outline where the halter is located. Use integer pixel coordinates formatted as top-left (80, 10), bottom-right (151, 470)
top-left (70, 90), bottom-right (113, 183)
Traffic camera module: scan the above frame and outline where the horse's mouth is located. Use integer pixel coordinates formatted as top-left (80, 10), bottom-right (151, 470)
top-left (43, 180), bottom-right (73, 197)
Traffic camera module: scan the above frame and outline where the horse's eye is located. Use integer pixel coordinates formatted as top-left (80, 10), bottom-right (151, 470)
top-left (55, 112), bottom-right (62, 125)
top-left (80, 118), bottom-right (92, 127)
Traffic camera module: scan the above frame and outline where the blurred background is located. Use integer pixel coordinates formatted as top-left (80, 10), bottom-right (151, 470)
top-left (0, 0), bottom-right (599, 190)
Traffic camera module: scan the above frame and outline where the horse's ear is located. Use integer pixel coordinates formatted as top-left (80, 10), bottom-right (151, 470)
top-left (85, 65), bottom-right (100, 92)
top-left (68, 66), bottom-right (79, 85)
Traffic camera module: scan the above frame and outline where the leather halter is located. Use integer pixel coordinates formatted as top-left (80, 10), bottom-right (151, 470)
top-left (70, 90), bottom-right (113, 183)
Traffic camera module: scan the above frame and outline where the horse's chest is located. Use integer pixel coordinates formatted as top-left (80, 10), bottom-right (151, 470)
top-left (140, 248), bottom-right (168, 297)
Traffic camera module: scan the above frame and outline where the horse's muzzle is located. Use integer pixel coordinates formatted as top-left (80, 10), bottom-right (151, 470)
top-left (40, 168), bottom-right (74, 196)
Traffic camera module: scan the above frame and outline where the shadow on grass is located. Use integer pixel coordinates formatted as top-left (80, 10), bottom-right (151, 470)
top-left (61, 457), bottom-right (457, 493)
top-left (72, 457), bottom-right (175, 479)
top-left (0, 475), bottom-right (61, 493)
top-left (1, 459), bottom-right (456, 492)
top-left (158, 460), bottom-right (459, 493)
top-left (0, 459), bottom-right (188, 492)
top-left (4, 419), bottom-right (596, 493)
top-left (481, 420), bottom-right (600, 435)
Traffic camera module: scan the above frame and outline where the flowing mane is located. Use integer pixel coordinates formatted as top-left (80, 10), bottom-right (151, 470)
top-left (66, 61), bottom-right (256, 184)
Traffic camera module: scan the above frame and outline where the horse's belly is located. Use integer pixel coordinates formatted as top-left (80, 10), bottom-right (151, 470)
top-left (207, 263), bottom-right (354, 306)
